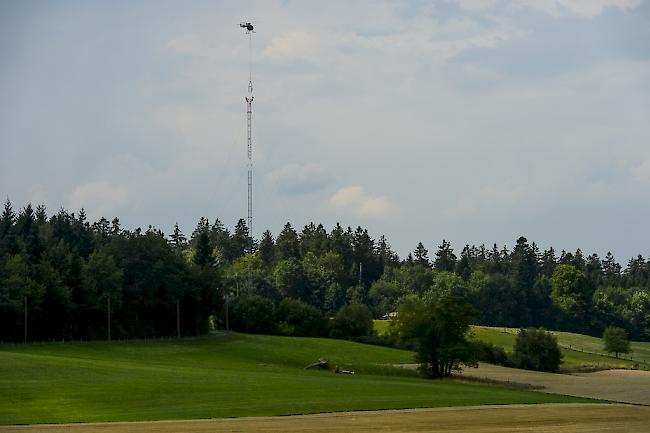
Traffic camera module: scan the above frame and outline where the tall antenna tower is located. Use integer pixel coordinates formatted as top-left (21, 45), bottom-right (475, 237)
top-left (240, 21), bottom-right (255, 293)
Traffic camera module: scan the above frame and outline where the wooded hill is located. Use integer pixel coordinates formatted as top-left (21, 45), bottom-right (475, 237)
top-left (1, 199), bottom-right (648, 342)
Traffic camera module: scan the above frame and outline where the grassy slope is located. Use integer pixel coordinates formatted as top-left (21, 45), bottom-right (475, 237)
top-left (0, 334), bottom-right (587, 425)
top-left (374, 320), bottom-right (650, 369)
top-left (471, 326), bottom-right (650, 369)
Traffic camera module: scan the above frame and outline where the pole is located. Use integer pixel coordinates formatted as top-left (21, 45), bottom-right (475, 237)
top-left (24, 296), bottom-right (27, 344)
top-left (359, 262), bottom-right (363, 286)
top-left (107, 297), bottom-right (111, 341)
top-left (246, 93), bottom-right (253, 294)
top-left (244, 25), bottom-right (254, 295)
top-left (176, 299), bottom-right (181, 339)
top-left (225, 295), bottom-right (230, 332)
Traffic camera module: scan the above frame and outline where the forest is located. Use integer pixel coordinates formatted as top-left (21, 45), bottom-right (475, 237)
top-left (0, 199), bottom-right (649, 342)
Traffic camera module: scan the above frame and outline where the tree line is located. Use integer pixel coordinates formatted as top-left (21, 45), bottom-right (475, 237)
top-left (1, 199), bottom-right (649, 342)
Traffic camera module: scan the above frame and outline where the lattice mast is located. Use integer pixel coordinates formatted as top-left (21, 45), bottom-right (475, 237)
top-left (240, 21), bottom-right (255, 294)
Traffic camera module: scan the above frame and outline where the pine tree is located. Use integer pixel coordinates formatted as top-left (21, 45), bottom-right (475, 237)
top-left (193, 229), bottom-right (212, 265)
top-left (170, 223), bottom-right (187, 250)
top-left (299, 222), bottom-right (328, 257)
top-left (258, 230), bottom-right (275, 267)
top-left (455, 245), bottom-right (472, 280)
top-left (276, 222), bottom-right (300, 261)
top-left (413, 242), bottom-right (430, 267)
top-left (329, 223), bottom-right (353, 271)
top-left (540, 247), bottom-right (557, 277)
top-left (210, 219), bottom-right (233, 260)
top-left (377, 235), bottom-right (399, 268)
top-left (0, 199), bottom-right (18, 255)
top-left (231, 219), bottom-right (251, 259)
top-left (602, 252), bottom-right (621, 286)
top-left (433, 240), bottom-right (456, 272)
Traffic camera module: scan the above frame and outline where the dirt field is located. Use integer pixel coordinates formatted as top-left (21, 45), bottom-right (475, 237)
top-left (458, 364), bottom-right (650, 405)
top-left (1, 404), bottom-right (647, 433)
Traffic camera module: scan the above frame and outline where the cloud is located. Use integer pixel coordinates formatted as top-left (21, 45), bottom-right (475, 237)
top-left (632, 159), bottom-right (650, 185)
top-left (264, 31), bottom-right (316, 60)
top-left (328, 186), bottom-right (395, 219)
top-left (69, 181), bottom-right (130, 220)
top-left (265, 163), bottom-right (332, 195)
top-left (521, 0), bottom-right (641, 18)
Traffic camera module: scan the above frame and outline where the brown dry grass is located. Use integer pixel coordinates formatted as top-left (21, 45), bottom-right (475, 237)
top-left (458, 364), bottom-right (650, 405)
top-left (1, 404), bottom-right (647, 433)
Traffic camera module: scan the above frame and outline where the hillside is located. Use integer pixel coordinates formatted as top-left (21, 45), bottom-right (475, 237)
top-left (471, 326), bottom-right (650, 370)
top-left (374, 321), bottom-right (650, 370)
top-left (0, 334), bottom-right (587, 425)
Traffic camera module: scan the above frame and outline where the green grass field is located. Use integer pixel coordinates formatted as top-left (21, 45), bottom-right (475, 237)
top-left (471, 326), bottom-right (650, 370)
top-left (373, 320), bottom-right (650, 370)
top-left (0, 333), bottom-right (588, 425)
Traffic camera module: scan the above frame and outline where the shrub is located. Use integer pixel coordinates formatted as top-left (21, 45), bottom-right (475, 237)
top-left (603, 326), bottom-right (631, 358)
top-left (330, 303), bottom-right (374, 339)
top-left (276, 298), bottom-right (329, 337)
top-left (391, 295), bottom-right (476, 378)
top-left (472, 340), bottom-right (509, 366)
top-left (230, 295), bottom-right (276, 334)
top-left (512, 328), bottom-right (563, 372)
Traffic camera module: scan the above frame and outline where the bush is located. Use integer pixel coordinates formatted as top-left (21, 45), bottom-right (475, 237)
top-left (330, 303), bottom-right (374, 339)
top-left (276, 298), bottom-right (329, 337)
top-left (603, 326), bottom-right (631, 358)
top-left (472, 340), bottom-right (509, 366)
top-left (230, 295), bottom-right (276, 334)
top-left (512, 328), bottom-right (563, 372)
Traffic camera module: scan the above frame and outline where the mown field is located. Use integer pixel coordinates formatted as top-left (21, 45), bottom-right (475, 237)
top-left (471, 326), bottom-right (650, 369)
top-left (374, 321), bottom-right (650, 370)
top-left (3, 404), bottom-right (649, 433)
top-left (0, 334), bottom-right (589, 425)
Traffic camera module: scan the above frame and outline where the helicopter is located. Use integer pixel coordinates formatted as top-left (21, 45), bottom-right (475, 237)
top-left (239, 22), bottom-right (254, 33)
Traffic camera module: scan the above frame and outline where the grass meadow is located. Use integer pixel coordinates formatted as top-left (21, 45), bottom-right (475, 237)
top-left (0, 333), bottom-right (588, 425)
top-left (471, 326), bottom-right (650, 369)
top-left (374, 320), bottom-right (650, 370)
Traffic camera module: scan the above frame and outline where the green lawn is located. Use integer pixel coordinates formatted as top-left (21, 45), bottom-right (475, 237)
top-left (373, 320), bottom-right (650, 370)
top-left (471, 326), bottom-right (650, 369)
top-left (0, 333), bottom-right (588, 425)
top-left (374, 319), bottom-right (391, 336)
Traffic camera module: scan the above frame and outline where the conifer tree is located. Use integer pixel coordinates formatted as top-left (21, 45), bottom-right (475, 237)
top-left (433, 240), bottom-right (456, 272)
top-left (413, 242), bottom-right (430, 267)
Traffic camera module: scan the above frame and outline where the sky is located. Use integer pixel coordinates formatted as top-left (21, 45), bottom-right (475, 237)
top-left (1, 0), bottom-right (649, 262)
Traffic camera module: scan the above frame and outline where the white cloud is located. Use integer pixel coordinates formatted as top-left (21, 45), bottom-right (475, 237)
top-left (328, 186), bottom-right (395, 219)
top-left (167, 34), bottom-right (204, 56)
top-left (264, 31), bottom-right (316, 60)
top-left (520, 0), bottom-right (641, 17)
top-left (3, 0), bottom-right (649, 260)
top-left (69, 181), bottom-right (130, 220)
top-left (329, 186), bottom-right (364, 207)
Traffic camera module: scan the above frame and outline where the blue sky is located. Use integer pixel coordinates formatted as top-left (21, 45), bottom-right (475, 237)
top-left (1, 0), bottom-right (649, 261)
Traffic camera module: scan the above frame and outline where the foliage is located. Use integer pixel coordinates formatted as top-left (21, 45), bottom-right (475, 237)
top-left (471, 340), bottom-right (510, 366)
top-left (230, 295), bottom-right (276, 334)
top-left (276, 298), bottom-right (328, 337)
top-left (392, 296), bottom-right (476, 378)
top-left (551, 265), bottom-right (590, 329)
top-left (470, 325), bottom-right (650, 370)
top-left (602, 326), bottom-right (631, 358)
top-left (330, 303), bottom-right (374, 339)
top-left (512, 328), bottom-right (563, 372)
top-left (368, 279), bottom-right (406, 316)
top-left (1, 198), bottom-right (650, 343)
